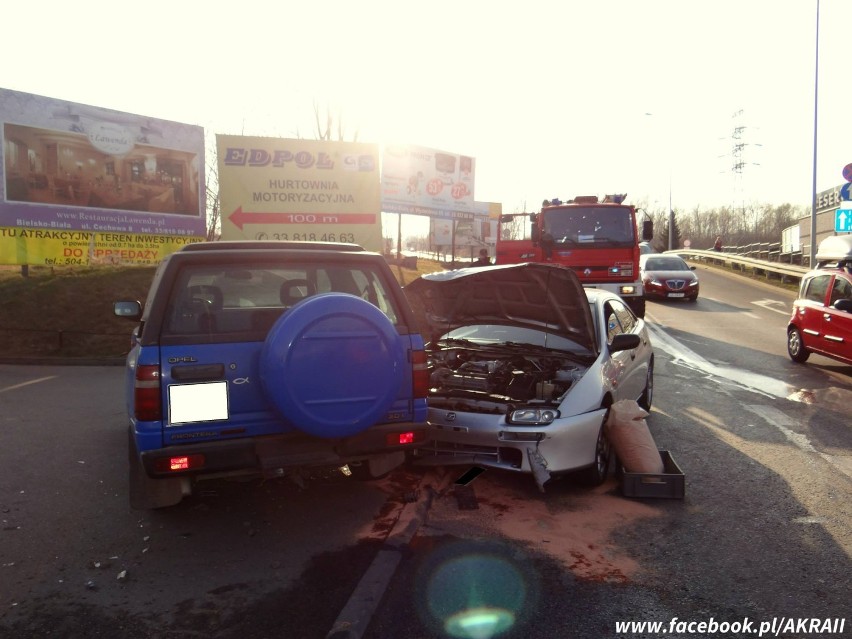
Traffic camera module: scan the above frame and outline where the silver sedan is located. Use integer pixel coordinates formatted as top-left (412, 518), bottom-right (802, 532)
top-left (405, 262), bottom-right (654, 491)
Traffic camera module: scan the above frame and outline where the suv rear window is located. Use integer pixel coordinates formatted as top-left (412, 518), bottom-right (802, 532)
top-left (163, 261), bottom-right (400, 337)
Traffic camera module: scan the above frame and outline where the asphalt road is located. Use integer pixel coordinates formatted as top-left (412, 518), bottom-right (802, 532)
top-left (361, 268), bottom-right (852, 637)
top-left (1, 267), bottom-right (850, 638)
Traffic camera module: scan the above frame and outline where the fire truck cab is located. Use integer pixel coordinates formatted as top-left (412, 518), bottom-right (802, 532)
top-left (496, 194), bottom-right (653, 318)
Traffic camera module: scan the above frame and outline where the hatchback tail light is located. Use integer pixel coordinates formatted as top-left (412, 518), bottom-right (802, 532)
top-left (134, 364), bottom-right (162, 421)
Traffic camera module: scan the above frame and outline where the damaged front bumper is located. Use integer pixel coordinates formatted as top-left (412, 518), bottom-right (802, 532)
top-left (412, 407), bottom-right (607, 491)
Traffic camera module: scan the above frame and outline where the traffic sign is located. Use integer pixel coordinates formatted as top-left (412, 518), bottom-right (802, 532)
top-left (837, 207), bottom-right (852, 233)
top-left (843, 163), bottom-right (852, 182)
top-left (842, 183), bottom-right (852, 201)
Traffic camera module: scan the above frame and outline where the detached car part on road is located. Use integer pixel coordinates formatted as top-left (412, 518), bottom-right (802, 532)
top-left (114, 241), bottom-right (429, 509)
top-left (787, 235), bottom-right (852, 367)
top-left (404, 262), bottom-right (654, 491)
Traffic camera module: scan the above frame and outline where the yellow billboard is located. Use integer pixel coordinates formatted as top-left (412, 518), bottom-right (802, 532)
top-left (0, 227), bottom-right (200, 266)
top-left (216, 136), bottom-right (382, 252)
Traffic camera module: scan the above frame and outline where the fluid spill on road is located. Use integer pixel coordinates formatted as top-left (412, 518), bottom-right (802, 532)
top-left (646, 322), bottom-right (847, 410)
top-left (366, 467), bottom-right (663, 584)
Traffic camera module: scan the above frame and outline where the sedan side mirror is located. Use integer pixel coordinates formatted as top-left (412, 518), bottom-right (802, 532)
top-left (610, 333), bottom-right (641, 352)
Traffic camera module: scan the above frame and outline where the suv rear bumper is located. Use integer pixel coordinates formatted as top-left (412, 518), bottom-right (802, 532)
top-left (138, 424), bottom-right (428, 479)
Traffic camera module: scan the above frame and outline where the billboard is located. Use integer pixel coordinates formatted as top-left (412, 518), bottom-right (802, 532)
top-left (217, 136), bottom-right (382, 252)
top-left (381, 145), bottom-right (476, 219)
top-left (431, 202), bottom-right (500, 246)
top-left (1, 88), bottom-right (205, 237)
top-left (0, 228), bottom-right (200, 266)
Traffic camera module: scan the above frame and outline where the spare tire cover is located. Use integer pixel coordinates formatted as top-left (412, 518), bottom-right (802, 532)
top-left (260, 293), bottom-right (404, 438)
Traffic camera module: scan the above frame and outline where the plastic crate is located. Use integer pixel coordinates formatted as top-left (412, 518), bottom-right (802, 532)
top-left (620, 450), bottom-right (685, 499)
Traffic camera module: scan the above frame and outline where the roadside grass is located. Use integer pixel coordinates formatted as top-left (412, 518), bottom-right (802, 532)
top-left (0, 265), bottom-right (157, 357)
top-left (0, 258), bottom-right (447, 358)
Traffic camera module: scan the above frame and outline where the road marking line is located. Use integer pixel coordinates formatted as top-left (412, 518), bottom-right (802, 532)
top-left (744, 405), bottom-right (815, 451)
top-left (326, 470), bottom-right (436, 639)
top-left (0, 376), bottom-right (57, 394)
top-left (751, 299), bottom-right (791, 316)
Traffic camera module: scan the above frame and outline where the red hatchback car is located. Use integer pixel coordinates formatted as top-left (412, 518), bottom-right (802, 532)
top-left (787, 235), bottom-right (852, 367)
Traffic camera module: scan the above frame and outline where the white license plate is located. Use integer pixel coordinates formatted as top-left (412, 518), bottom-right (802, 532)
top-left (168, 381), bottom-right (228, 425)
top-left (667, 292), bottom-right (685, 298)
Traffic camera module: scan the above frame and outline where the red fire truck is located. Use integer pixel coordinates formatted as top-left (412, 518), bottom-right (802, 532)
top-left (495, 194), bottom-right (653, 317)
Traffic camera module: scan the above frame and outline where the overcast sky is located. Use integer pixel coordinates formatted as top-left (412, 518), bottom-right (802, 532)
top-left (4, 0), bottom-right (849, 219)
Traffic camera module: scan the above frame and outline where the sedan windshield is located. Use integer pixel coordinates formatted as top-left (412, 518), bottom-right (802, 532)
top-left (644, 257), bottom-right (691, 271)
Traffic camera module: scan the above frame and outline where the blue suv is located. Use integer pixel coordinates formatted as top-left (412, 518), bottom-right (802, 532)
top-left (114, 241), bottom-right (429, 508)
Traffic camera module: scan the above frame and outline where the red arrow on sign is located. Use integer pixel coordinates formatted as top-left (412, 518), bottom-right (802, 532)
top-left (228, 207), bottom-right (377, 230)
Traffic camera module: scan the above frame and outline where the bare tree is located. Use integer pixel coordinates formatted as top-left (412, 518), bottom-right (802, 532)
top-left (678, 202), bottom-right (804, 250)
top-left (204, 131), bottom-right (221, 240)
top-left (313, 101), bottom-right (359, 142)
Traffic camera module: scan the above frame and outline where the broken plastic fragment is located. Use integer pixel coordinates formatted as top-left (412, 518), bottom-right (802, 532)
top-left (527, 448), bottom-right (551, 493)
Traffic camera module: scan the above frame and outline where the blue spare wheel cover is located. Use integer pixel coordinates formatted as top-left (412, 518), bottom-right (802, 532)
top-left (260, 293), bottom-right (404, 438)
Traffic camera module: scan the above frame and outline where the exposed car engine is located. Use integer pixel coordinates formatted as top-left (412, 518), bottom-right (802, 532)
top-left (426, 346), bottom-right (587, 407)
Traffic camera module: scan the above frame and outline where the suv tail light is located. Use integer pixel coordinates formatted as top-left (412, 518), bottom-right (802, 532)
top-left (412, 349), bottom-right (429, 399)
top-left (154, 454), bottom-right (205, 473)
top-left (385, 430), bottom-right (426, 446)
top-left (134, 364), bottom-right (162, 421)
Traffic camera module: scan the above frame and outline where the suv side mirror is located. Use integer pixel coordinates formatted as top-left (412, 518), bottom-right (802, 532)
top-left (114, 301), bottom-right (143, 321)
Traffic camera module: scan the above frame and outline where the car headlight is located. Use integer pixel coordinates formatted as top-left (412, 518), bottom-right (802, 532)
top-left (508, 408), bottom-right (559, 425)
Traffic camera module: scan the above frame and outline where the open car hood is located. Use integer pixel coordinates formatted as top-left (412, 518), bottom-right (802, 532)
top-left (404, 262), bottom-right (596, 352)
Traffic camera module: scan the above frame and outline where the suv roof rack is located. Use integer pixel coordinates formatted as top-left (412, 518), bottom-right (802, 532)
top-left (181, 241), bottom-right (366, 253)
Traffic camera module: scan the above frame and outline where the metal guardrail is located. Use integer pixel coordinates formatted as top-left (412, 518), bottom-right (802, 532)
top-left (666, 248), bottom-right (809, 285)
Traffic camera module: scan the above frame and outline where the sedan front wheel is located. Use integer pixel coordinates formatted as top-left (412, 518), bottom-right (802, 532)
top-left (638, 359), bottom-right (654, 411)
top-left (578, 423), bottom-right (611, 486)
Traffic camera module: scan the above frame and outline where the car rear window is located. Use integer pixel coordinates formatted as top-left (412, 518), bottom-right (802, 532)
top-left (163, 261), bottom-right (400, 336)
